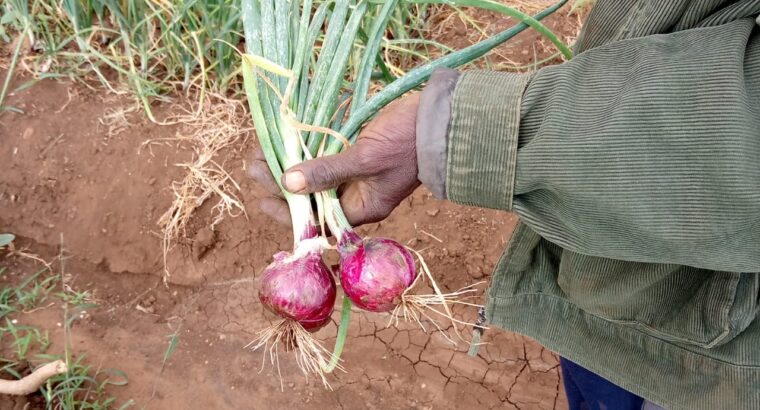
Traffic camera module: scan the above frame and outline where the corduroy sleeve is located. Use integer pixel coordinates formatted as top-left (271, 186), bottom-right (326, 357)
top-left (445, 18), bottom-right (760, 272)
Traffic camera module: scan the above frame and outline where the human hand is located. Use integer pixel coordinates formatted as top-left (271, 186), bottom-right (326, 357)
top-left (248, 92), bottom-right (421, 227)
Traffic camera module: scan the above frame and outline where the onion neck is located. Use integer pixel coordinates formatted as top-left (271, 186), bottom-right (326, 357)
top-left (322, 190), bottom-right (361, 250)
top-left (278, 118), bottom-right (317, 249)
top-left (286, 195), bottom-right (328, 263)
top-left (285, 193), bottom-right (317, 248)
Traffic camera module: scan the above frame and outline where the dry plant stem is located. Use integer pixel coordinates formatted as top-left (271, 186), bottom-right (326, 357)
top-left (246, 319), bottom-right (341, 389)
top-left (6, 244), bottom-right (54, 273)
top-left (0, 360), bottom-right (68, 396)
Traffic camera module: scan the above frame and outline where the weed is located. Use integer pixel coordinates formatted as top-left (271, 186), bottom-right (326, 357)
top-left (0, 319), bottom-right (50, 361)
top-left (37, 354), bottom-right (133, 410)
top-left (56, 288), bottom-right (94, 307)
top-left (0, 268), bottom-right (58, 318)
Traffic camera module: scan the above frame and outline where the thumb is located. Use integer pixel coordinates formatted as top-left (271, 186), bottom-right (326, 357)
top-left (281, 150), bottom-right (363, 194)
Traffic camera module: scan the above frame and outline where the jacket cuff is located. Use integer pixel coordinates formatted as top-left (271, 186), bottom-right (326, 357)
top-left (445, 71), bottom-right (531, 210)
top-left (416, 68), bottom-right (460, 199)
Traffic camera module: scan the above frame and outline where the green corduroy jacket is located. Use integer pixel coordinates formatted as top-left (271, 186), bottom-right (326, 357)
top-left (416, 1), bottom-right (760, 408)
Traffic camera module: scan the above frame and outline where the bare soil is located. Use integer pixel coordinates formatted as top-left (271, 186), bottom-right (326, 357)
top-left (0, 6), bottom-right (583, 410)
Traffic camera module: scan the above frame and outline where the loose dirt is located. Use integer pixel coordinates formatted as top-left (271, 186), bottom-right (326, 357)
top-left (0, 6), bottom-right (584, 410)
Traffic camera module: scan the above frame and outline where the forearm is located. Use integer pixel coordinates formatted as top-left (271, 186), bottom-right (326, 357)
top-left (418, 18), bottom-right (760, 271)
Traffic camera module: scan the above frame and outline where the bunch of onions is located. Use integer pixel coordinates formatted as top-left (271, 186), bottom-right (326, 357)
top-left (241, 0), bottom-right (570, 384)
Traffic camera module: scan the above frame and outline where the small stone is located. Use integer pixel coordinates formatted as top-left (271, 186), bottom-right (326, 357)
top-left (466, 264), bottom-right (484, 279)
top-left (426, 208), bottom-right (440, 217)
top-left (465, 252), bottom-right (487, 279)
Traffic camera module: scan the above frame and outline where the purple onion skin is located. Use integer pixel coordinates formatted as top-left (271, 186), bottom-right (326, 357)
top-left (338, 232), bottom-right (417, 312)
top-left (298, 224), bottom-right (318, 242)
top-left (258, 250), bottom-right (336, 331)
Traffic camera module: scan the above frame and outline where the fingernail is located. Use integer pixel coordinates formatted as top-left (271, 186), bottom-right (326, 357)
top-left (284, 170), bottom-right (306, 192)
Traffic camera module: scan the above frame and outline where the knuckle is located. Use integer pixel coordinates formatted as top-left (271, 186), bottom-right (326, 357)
top-left (355, 152), bottom-right (376, 173)
top-left (359, 127), bottom-right (384, 142)
top-left (247, 164), bottom-right (265, 182)
top-left (260, 199), bottom-right (291, 226)
top-left (365, 200), bottom-right (391, 223)
top-left (310, 163), bottom-right (339, 188)
top-left (350, 145), bottom-right (381, 174)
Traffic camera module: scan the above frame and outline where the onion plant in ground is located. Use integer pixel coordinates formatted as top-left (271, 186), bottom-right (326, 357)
top-left (240, 0), bottom-right (570, 385)
top-left (0, 0), bottom-right (443, 118)
top-left (0, 0), bottom-right (244, 118)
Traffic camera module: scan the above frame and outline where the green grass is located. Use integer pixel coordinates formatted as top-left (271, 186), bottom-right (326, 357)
top-left (1, 319), bottom-right (51, 361)
top-left (0, 267), bottom-right (58, 319)
top-left (38, 354), bottom-right (133, 410)
top-left (0, 311), bottom-right (130, 409)
top-left (0, 235), bottom-right (131, 409)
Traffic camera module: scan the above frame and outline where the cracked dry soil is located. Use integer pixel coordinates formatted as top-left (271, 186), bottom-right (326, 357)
top-left (0, 8), bottom-right (582, 409)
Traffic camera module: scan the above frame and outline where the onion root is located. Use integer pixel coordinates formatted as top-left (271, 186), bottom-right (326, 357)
top-left (246, 319), bottom-right (341, 389)
top-left (391, 248), bottom-right (486, 345)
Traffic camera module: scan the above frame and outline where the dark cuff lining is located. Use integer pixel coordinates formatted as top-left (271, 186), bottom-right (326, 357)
top-left (416, 68), bottom-right (461, 199)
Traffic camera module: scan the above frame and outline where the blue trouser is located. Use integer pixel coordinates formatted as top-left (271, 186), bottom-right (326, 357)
top-left (561, 358), bottom-right (665, 410)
